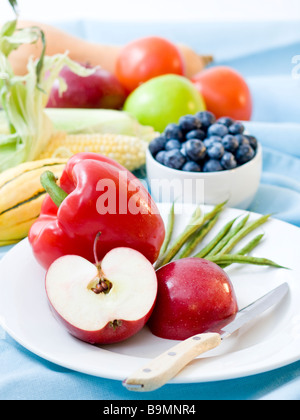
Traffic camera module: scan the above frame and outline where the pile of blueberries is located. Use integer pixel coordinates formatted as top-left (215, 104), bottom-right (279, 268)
top-left (149, 111), bottom-right (258, 172)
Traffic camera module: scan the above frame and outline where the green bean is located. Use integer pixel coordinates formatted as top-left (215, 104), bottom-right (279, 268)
top-left (154, 201), bottom-right (226, 269)
top-left (236, 233), bottom-right (264, 256)
top-left (193, 216), bottom-right (238, 258)
top-left (159, 201), bottom-right (176, 256)
top-left (178, 213), bottom-right (219, 259)
top-left (205, 214), bottom-right (250, 257)
top-left (190, 206), bottom-right (202, 223)
top-left (219, 233), bottom-right (264, 268)
top-left (206, 254), bottom-right (287, 269)
top-left (216, 214), bottom-right (271, 256)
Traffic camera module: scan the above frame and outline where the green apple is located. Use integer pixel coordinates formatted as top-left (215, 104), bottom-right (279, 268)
top-left (123, 74), bottom-right (206, 132)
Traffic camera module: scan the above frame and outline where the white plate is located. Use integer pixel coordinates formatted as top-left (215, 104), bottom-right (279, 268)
top-left (0, 204), bottom-right (300, 384)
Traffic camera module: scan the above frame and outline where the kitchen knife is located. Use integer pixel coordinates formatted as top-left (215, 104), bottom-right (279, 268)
top-left (123, 282), bottom-right (289, 392)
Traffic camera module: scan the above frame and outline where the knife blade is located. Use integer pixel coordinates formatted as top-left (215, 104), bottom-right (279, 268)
top-left (123, 282), bottom-right (289, 392)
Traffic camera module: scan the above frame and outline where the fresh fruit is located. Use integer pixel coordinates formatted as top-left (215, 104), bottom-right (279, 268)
top-left (148, 110), bottom-right (258, 172)
top-left (163, 149), bottom-right (186, 170)
top-left (207, 142), bottom-right (224, 160)
top-left (191, 66), bottom-right (252, 121)
top-left (155, 151), bottom-right (167, 165)
top-left (29, 153), bottom-right (165, 270)
top-left (221, 134), bottom-right (239, 153)
top-left (196, 110), bottom-right (216, 128)
top-left (246, 135), bottom-right (258, 150)
top-left (164, 123), bottom-right (184, 141)
top-left (165, 139), bottom-right (181, 151)
top-left (0, 158), bottom-right (67, 245)
top-left (178, 114), bottom-right (201, 133)
top-left (47, 65), bottom-right (127, 109)
top-left (236, 144), bottom-right (256, 164)
top-left (203, 136), bottom-right (222, 149)
top-left (149, 135), bottom-right (167, 157)
top-left (45, 243), bottom-right (158, 344)
top-left (147, 257), bottom-right (238, 340)
top-left (207, 123), bottom-right (229, 138)
top-left (181, 161), bottom-right (201, 172)
top-left (183, 138), bottom-right (206, 161)
top-left (203, 159), bottom-right (223, 172)
top-left (217, 116), bottom-right (234, 127)
top-left (123, 74), bottom-right (206, 133)
top-left (185, 129), bottom-right (205, 141)
top-left (220, 152), bottom-right (237, 170)
top-left (115, 36), bottom-right (185, 92)
top-left (228, 121), bottom-right (245, 135)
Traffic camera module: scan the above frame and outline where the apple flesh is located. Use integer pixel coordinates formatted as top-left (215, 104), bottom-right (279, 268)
top-left (45, 247), bottom-right (158, 344)
top-left (147, 258), bottom-right (238, 340)
top-left (47, 65), bottom-right (127, 110)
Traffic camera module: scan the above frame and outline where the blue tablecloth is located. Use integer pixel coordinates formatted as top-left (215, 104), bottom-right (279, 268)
top-left (1, 20), bottom-right (300, 401)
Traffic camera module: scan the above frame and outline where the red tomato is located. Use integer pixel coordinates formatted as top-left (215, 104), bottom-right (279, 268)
top-left (191, 66), bottom-right (252, 121)
top-left (115, 36), bottom-right (185, 92)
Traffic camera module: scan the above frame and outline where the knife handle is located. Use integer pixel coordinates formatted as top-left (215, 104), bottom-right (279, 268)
top-left (123, 332), bottom-right (221, 392)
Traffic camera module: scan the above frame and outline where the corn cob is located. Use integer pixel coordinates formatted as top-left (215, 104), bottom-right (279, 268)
top-left (37, 131), bottom-right (156, 172)
top-left (0, 158), bottom-right (67, 245)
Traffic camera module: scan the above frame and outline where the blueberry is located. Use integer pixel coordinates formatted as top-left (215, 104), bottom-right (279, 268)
top-left (207, 143), bottom-right (224, 160)
top-left (235, 134), bottom-right (250, 146)
top-left (179, 114), bottom-right (202, 132)
top-left (183, 139), bottom-right (206, 161)
top-left (203, 136), bottom-right (222, 149)
top-left (155, 151), bottom-right (167, 165)
top-left (149, 135), bottom-right (167, 156)
top-left (236, 144), bottom-right (255, 164)
top-left (228, 122), bottom-right (245, 135)
top-left (164, 123), bottom-right (184, 141)
top-left (222, 134), bottom-right (239, 153)
top-left (203, 159), bottom-right (223, 172)
top-left (163, 149), bottom-right (186, 169)
top-left (244, 134), bottom-right (258, 150)
top-left (165, 139), bottom-right (181, 151)
top-left (185, 129), bottom-right (206, 141)
top-left (182, 161), bottom-right (202, 172)
top-left (221, 152), bottom-right (237, 170)
top-left (207, 123), bottom-right (229, 138)
top-left (180, 146), bottom-right (188, 157)
top-left (195, 111), bottom-right (216, 128)
top-left (217, 116), bottom-right (235, 127)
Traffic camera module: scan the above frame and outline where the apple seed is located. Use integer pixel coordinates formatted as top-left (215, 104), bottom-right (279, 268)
top-left (92, 279), bottom-right (112, 294)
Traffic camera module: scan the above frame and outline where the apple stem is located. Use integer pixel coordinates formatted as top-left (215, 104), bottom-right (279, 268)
top-left (93, 231), bottom-right (102, 267)
top-left (40, 171), bottom-right (68, 207)
top-left (91, 231), bottom-right (113, 294)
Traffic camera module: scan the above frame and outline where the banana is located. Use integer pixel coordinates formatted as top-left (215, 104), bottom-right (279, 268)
top-left (0, 158), bottom-right (67, 245)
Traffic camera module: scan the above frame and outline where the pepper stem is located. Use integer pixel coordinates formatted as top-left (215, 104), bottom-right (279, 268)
top-left (40, 170), bottom-right (68, 207)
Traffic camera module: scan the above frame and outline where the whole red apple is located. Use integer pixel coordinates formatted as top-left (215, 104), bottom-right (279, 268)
top-left (147, 258), bottom-right (238, 340)
top-left (47, 64), bottom-right (127, 110)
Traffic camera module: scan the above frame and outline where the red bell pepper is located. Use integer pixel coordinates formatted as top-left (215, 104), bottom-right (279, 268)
top-left (29, 153), bottom-right (165, 270)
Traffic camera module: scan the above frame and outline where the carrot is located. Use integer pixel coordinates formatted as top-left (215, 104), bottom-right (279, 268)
top-left (7, 20), bottom-right (212, 78)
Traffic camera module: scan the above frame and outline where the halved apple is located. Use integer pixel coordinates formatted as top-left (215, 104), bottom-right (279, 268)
top-left (45, 247), bottom-right (158, 344)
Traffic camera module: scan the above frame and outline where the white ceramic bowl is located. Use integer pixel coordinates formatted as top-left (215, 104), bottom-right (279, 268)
top-left (146, 144), bottom-right (262, 210)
